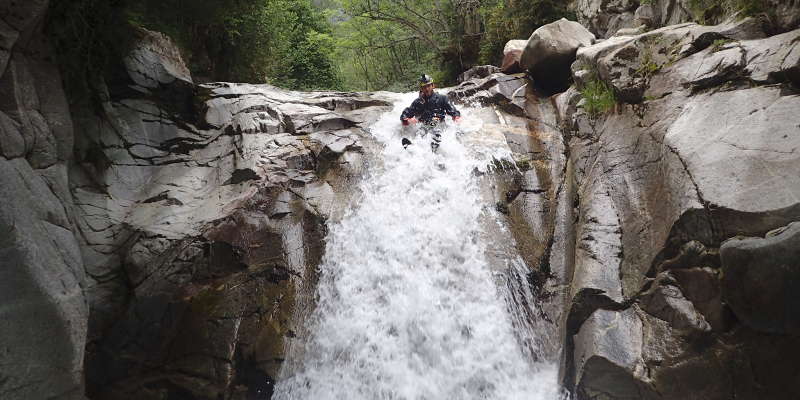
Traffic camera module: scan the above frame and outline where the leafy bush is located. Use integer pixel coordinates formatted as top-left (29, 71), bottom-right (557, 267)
top-left (580, 78), bottom-right (616, 117)
top-left (635, 48), bottom-right (662, 78)
top-left (710, 38), bottom-right (734, 52)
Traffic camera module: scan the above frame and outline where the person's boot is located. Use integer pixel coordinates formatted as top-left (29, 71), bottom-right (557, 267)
top-left (430, 131), bottom-right (441, 153)
top-left (402, 138), bottom-right (412, 148)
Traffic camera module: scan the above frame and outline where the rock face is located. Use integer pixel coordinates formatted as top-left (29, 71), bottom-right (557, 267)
top-left (3, 1), bottom-right (800, 399)
top-left (0, 1), bottom-right (87, 399)
top-left (124, 27), bottom-right (193, 90)
top-left (69, 29), bottom-right (394, 399)
top-left (554, 16), bottom-right (800, 399)
top-left (520, 18), bottom-right (595, 92)
top-left (570, 0), bottom-right (800, 38)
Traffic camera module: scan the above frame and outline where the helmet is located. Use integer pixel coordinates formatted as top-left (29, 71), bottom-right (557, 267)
top-left (419, 74), bottom-right (434, 87)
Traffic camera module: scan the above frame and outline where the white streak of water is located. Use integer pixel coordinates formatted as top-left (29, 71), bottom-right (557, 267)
top-left (274, 93), bottom-right (560, 400)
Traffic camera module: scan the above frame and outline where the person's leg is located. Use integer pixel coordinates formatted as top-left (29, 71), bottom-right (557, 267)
top-left (430, 127), bottom-right (442, 152)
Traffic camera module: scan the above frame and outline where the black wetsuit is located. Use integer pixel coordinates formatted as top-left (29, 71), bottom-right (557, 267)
top-left (400, 92), bottom-right (460, 123)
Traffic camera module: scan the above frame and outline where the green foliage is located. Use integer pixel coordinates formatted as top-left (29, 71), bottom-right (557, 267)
top-left (636, 49), bottom-right (661, 78)
top-left (127, 0), bottom-right (341, 89)
top-left (329, 10), bottom-right (441, 91)
top-left (327, 0), bottom-right (575, 91)
top-left (687, 0), bottom-right (767, 23)
top-left (710, 38), bottom-right (734, 52)
top-left (580, 78), bottom-right (616, 118)
top-left (47, 0), bottom-right (342, 93)
top-left (328, 0), bottom-right (468, 91)
top-left (477, 0), bottom-right (575, 65)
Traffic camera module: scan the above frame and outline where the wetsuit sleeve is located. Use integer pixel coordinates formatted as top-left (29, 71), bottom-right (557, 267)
top-left (400, 99), bottom-right (422, 121)
top-left (442, 96), bottom-right (460, 118)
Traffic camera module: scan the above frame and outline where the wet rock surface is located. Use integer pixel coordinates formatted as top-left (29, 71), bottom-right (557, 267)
top-left (70, 31), bottom-right (395, 398)
top-left (721, 222), bottom-right (800, 335)
top-left (3, 0), bottom-right (800, 398)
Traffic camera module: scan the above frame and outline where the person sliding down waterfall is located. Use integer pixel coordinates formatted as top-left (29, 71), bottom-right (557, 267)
top-left (400, 74), bottom-right (461, 152)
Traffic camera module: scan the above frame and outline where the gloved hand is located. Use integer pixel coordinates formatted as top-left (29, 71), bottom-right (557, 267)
top-left (453, 116), bottom-right (462, 124)
top-left (402, 117), bottom-right (418, 126)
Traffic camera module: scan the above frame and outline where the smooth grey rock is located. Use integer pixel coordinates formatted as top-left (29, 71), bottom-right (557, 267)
top-left (640, 277), bottom-right (711, 332)
top-left (670, 267), bottom-right (729, 331)
top-left (521, 18), bottom-right (595, 92)
top-left (720, 222), bottom-right (800, 335)
top-left (449, 73), bottom-right (528, 114)
top-left (0, 158), bottom-right (87, 400)
top-left (573, 308), bottom-right (652, 399)
top-left (123, 27), bottom-right (193, 90)
top-left (743, 29), bottom-right (800, 85)
top-left (0, 109), bottom-right (25, 158)
top-left (664, 86), bottom-right (800, 213)
top-left (571, 178), bottom-right (625, 304)
top-left (501, 39), bottom-right (527, 73)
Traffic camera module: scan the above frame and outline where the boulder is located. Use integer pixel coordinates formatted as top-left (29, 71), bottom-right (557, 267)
top-left (640, 276), bottom-right (711, 332)
top-left (720, 222), bottom-right (800, 335)
top-left (457, 64), bottom-right (500, 83)
top-left (520, 18), bottom-right (595, 93)
top-left (500, 39), bottom-right (527, 73)
top-left (123, 27), bottom-right (193, 91)
top-left (572, 308), bottom-right (653, 399)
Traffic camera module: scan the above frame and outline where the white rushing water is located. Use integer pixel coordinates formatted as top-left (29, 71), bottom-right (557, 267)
top-left (273, 93), bottom-right (560, 400)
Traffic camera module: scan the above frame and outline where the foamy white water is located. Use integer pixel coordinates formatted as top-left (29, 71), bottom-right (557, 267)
top-left (273, 93), bottom-right (560, 400)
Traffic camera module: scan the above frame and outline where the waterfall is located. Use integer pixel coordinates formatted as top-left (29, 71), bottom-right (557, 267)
top-left (273, 93), bottom-right (560, 400)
